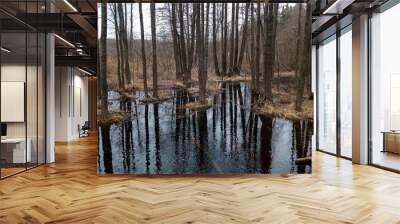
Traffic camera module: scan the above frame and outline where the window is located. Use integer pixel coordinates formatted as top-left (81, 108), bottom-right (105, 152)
top-left (339, 27), bottom-right (352, 158)
top-left (317, 35), bottom-right (337, 154)
top-left (370, 3), bottom-right (400, 171)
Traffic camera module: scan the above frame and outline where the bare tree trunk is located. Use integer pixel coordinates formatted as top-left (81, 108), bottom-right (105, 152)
top-left (185, 4), bottom-right (191, 56)
top-left (130, 4), bottom-right (133, 52)
top-left (212, 3), bottom-right (220, 76)
top-left (130, 4), bottom-right (136, 78)
top-left (204, 3), bottom-right (210, 75)
top-left (100, 3), bottom-right (108, 116)
top-left (255, 1), bottom-right (261, 93)
top-left (250, 3), bottom-right (256, 88)
top-left (112, 5), bottom-right (123, 88)
top-left (196, 3), bottom-right (206, 103)
top-left (202, 3), bottom-right (210, 103)
top-left (188, 4), bottom-right (196, 76)
top-left (139, 2), bottom-right (148, 97)
top-left (294, 4), bottom-right (302, 79)
top-left (170, 4), bottom-right (182, 80)
top-left (100, 3), bottom-right (113, 174)
top-left (221, 3), bottom-right (228, 76)
top-left (150, 3), bottom-right (158, 98)
top-left (236, 3), bottom-right (250, 74)
top-left (117, 3), bottom-right (132, 87)
top-left (263, 3), bottom-right (277, 101)
top-left (233, 3), bottom-right (240, 72)
top-left (228, 3), bottom-right (235, 75)
top-left (295, 3), bottom-right (311, 111)
top-left (178, 4), bottom-right (188, 83)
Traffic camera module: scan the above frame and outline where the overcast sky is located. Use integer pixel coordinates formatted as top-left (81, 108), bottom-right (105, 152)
top-left (98, 3), bottom-right (159, 40)
top-left (98, 3), bottom-right (299, 40)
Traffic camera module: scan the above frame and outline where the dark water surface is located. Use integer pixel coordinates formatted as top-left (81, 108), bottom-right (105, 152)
top-left (99, 82), bottom-right (312, 174)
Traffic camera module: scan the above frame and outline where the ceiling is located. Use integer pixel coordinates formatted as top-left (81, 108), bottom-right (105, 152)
top-left (0, 0), bottom-right (97, 75)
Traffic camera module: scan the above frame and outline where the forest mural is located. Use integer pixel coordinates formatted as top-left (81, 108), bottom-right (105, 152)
top-left (98, 2), bottom-right (313, 174)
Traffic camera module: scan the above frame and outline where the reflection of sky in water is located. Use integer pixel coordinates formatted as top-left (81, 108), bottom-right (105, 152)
top-left (99, 83), bottom-right (312, 174)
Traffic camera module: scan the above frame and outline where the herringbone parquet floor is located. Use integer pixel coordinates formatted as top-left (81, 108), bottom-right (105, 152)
top-left (1, 135), bottom-right (400, 224)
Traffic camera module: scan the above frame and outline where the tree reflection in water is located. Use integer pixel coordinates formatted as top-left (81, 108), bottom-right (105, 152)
top-left (98, 82), bottom-right (312, 174)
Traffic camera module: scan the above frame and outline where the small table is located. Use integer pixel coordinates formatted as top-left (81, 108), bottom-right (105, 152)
top-left (1, 138), bottom-right (31, 163)
top-left (381, 131), bottom-right (400, 154)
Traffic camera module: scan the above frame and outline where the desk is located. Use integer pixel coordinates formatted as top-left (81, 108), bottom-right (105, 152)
top-left (382, 131), bottom-right (400, 154)
top-left (1, 138), bottom-right (31, 163)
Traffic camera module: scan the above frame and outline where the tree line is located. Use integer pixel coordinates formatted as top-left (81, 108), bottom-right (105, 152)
top-left (100, 2), bottom-right (311, 113)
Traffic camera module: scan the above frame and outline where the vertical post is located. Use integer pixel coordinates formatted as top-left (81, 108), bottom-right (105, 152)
top-left (336, 29), bottom-right (341, 157)
top-left (46, 0), bottom-right (55, 163)
top-left (352, 14), bottom-right (369, 164)
top-left (312, 45), bottom-right (317, 150)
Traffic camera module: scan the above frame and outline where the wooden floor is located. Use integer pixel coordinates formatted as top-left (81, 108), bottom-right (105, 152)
top-left (1, 135), bottom-right (400, 224)
top-left (373, 151), bottom-right (400, 171)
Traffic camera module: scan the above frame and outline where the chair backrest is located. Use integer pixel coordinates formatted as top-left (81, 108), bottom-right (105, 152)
top-left (82, 121), bottom-right (90, 129)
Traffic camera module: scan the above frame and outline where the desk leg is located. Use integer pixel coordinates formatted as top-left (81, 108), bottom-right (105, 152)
top-left (382, 133), bottom-right (386, 153)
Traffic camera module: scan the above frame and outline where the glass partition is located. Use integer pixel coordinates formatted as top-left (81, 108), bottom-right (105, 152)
top-left (0, 1), bottom-right (46, 179)
top-left (317, 35), bottom-right (337, 154)
top-left (27, 31), bottom-right (38, 169)
top-left (339, 26), bottom-right (352, 158)
top-left (370, 3), bottom-right (400, 171)
top-left (0, 31), bottom-right (28, 177)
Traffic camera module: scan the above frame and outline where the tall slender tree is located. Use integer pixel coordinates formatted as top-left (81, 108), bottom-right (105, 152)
top-left (100, 4), bottom-right (108, 116)
top-left (249, 3), bottom-right (256, 87)
top-left (139, 2), bottom-right (148, 97)
top-left (150, 3), bottom-right (158, 98)
top-left (178, 4), bottom-right (188, 83)
top-left (255, 1), bottom-right (261, 93)
top-left (117, 3), bottom-right (132, 87)
top-left (212, 3), bottom-right (220, 76)
top-left (263, 3), bottom-right (278, 101)
top-left (99, 2), bottom-right (113, 174)
top-left (229, 3), bottom-right (236, 74)
top-left (221, 3), bottom-right (228, 76)
top-left (236, 3), bottom-right (250, 73)
top-left (233, 3), bottom-right (240, 71)
top-left (204, 3), bottom-right (210, 75)
top-left (196, 3), bottom-right (206, 103)
top-left (111, 5), bottom-right (123, 88)
top-left (294, 4), bottom-right (302, 79)
top-left (295, 3), bottom-right (311, 111)
top-left (188, 4), bottom-right (196, 75)
top-left (170, 4), bottom-right (182, 80)
top-left (201, 4), bottom-right (210, 103)
top-left (129, 4), bottom-right (133, 53)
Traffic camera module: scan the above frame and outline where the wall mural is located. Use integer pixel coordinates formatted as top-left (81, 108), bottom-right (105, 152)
top-left (97, 2), bottom-right (313, 174)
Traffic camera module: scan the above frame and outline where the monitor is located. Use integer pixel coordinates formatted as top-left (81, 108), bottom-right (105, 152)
top-left (1, 123), bottom-right (7, 137)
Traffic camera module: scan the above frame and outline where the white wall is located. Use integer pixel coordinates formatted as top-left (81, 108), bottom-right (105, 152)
top-left (55, 66), bottom-right (89, 141)
top-left (1, 65), bottom-right (42, 138)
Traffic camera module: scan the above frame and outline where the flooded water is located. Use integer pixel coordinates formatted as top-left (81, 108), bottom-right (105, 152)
top-left (99, 82), bottom-right (312, 174)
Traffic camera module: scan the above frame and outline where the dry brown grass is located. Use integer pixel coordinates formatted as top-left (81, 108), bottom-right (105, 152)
top-left (184, 100), bottom-right (212, 111)
top-left (222, 74), bottom-right (251, 83)
top-left (119, 92), bottom-right (136, 102)
top-left (254, 99), bottom-right (313, 121)
top-left (140, 92), bottom-right (175, 104)
top-left (105, 61), bottom-right (312, 121)
top-left (253, 71), bottom-right (313, 121)
top-left (98, 112), bottom-right (128, 125)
